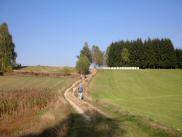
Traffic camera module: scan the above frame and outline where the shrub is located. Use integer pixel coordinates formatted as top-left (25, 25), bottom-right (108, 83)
top-left (0, 71), bottom-right (3, 76)
top-left (76, 55), bottom-right (90, 74)
top-left (0, 88), bottom-right (57, 118)
top-left (5, 66), bottom-right (13, 72)
top-left (63, 67), bottom-right (71, 76)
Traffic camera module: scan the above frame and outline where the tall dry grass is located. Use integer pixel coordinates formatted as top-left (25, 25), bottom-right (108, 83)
top-left (0, 88), bottom-right (58, 120)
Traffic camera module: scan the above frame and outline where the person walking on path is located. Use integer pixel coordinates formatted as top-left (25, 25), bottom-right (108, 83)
top-left (78, 83), bottom-right (84, 100)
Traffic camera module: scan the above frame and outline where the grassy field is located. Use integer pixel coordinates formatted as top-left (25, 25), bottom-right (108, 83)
top-left (0, 74), bottom-right (78, 137)
top-left (0, 75), bottom-right (77, 90)
top-left (89, 69), bottom-right (182, 136)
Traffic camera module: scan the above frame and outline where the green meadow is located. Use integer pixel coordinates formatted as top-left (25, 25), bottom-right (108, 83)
top-left (0, 75), bottom-right (77, 90)
top-left (89, 70), bottom-right (182, 133)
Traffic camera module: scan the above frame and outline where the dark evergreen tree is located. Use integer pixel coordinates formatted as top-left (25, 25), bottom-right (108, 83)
top-left (106, 38), bottom-right (178, 69)
top-left (176, 49), bottom-right (182, 68)
top-left (121, 48), bottom-right (130, 66)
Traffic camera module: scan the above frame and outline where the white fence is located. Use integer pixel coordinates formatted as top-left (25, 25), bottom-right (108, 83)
top-left (97, 67), bottom-right (140, 70)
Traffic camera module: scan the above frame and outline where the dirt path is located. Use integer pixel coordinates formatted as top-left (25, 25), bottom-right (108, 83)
top-left (64, 74), bottom-right (109, 121)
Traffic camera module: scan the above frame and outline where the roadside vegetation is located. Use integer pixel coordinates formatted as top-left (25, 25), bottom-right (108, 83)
top-left (13, 66), bottom-right (76, 76)
top-left (0, 88), bottom-right (57, 119)
top-left (0, 75), bottom-right (78, 137)
top-left (14, 66), bottom-right (76, 74)
top-left (89, 70), bottom-right (182, 136)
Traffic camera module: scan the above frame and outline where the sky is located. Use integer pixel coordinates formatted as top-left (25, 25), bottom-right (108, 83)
top-left (0, 0), bottom-right (182, 66)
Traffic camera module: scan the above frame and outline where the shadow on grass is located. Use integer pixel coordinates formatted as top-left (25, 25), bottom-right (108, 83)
top-left (21, 111), bottom-right (125, 137)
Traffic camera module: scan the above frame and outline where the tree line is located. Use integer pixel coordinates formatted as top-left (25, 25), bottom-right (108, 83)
top-left (0, 23), bottom-right (17, 72)
top-left (76, 38), bottom-right (182, 73)
top-left (76, 42), bottom-right (104, 74)
top-left (1, 23), bottom-right (182, 74)
top-left (106, 38), bottom-right (182, 68)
